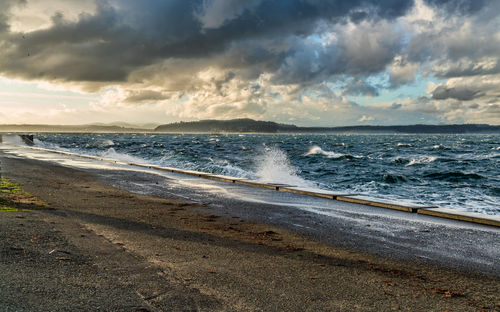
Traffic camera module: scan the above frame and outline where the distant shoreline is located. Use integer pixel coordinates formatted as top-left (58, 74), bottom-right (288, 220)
top-left (1, 118), bottom-right (500, 134)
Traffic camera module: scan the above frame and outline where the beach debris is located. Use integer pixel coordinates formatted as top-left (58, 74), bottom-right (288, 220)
top-left (206, 270), bottom-right (215, 274)
top-left (183, 277), bottom-right (191, 281)
top-left (309, 276), bottom-right (319, 279)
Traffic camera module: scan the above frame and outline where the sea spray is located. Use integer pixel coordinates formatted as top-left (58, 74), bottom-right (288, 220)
top-left (100, 147), bottom-right (148, 164)
top-left (255, 147), bottom-right (313, 187)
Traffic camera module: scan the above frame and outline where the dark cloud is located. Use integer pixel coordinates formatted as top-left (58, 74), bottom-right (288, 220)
top-left (271, 20), bottom-right (403, 86)
top-left (124, 90), bottom-right (167, 103)
top-left (424, 0), bottom-right (490, 15)
top-left (0, 0), bottom-right (415, 85)
top-left (342, 79), bottom-right (379, 97)
top-left (0, 0), bottom-right (26, 33)
top-left (431, 85), bottom-right (481, 101)
top-left (432, 59), bottom-right (500, 79)
top-left (5, 0), bottom-right (492, 88)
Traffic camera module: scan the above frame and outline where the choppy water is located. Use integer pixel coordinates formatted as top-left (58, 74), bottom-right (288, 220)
top-left (30, 133), bottom-right (500, 215)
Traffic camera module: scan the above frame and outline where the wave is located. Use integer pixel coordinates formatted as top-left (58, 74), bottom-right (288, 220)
top-left (305, 146), bottom-right (357, 159)
top-left (406, 156), bottom-right (438, 166)
top-left (100, 139), bottom-right (115, 147)
top-left (424, 171), bottom-right (484, 182)
top-left (100, 148), bottom-right (147, 164)
top-left (256, 147), bottom-right (313, 187)
top-left (382, 174), bottom-right (407, 183)
top-left (201, 159), bottom-right (254, 179)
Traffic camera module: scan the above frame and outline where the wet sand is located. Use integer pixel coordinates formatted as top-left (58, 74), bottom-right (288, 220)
top-left (1, 154), bottom-right (499, 311)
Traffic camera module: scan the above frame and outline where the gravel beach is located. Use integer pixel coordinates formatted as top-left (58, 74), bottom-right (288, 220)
top-left (1, 153), bottom-right (499, 311)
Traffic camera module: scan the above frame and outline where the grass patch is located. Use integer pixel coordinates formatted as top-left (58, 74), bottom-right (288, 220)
top-left (0, 205), bottom-right (30, 212)
top-left (1, 177), bottom-right (30, 195)
top-left (0, 177), bottom-right (49, 211)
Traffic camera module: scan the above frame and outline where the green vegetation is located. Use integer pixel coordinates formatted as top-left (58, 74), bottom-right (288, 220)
top-left (1, 177), bottom-right (27, 195)
top-left (0, 177), bottom-right (47, 211)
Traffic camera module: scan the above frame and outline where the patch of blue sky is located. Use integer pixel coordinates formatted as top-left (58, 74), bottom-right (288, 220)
top-left (346, 72), bottom-right (445, 106)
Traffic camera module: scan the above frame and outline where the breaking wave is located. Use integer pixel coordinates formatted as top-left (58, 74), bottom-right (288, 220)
top-left (406, 156), bottom-right (438, 166)
top-left (305, 146), bottom-right (357, 159)
top-left (256, 147), bottom-right (313, 187)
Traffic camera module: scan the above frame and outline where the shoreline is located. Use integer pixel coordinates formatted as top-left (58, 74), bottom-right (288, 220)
top-left (1, 153), bottom-right (500, 310)
top-left (7, 141), bottom-right (500, 228)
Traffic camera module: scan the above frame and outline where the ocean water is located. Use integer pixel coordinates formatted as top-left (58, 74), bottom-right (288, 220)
top-left (32, 133), bottom-right (500, 215)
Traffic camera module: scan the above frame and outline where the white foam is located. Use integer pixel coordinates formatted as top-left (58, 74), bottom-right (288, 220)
top-left (2, 135), bottom-right (24, 145)
top-left (100, 148), bottom-right (146, 164)
top-left (305, 146), bottom-right (345, 159)
top-left (99, 139), bottom-right (115, 147)
top-left (406, 156), bottom-right (438, 166)
top-left (255, 147), bottom-right (313, 187)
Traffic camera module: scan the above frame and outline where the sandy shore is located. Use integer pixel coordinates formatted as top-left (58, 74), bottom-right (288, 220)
top-left (1, 154), bottom-right (499, 311)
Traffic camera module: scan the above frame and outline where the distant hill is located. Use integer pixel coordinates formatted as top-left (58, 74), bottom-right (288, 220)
top-left (297, 124), bottom-right (500, 134)
top-left (0, 124), bottom-right (149, 133)
top-left (155, 119), bottom-right (298, 133)
top-left (1, 120), bottom-right (499, 134)
top-left (155, 119), bottom-right (500, 134)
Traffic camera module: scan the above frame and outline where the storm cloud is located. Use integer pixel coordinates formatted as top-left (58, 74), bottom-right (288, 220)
top-left (0, 0), bottom-right (498, 125)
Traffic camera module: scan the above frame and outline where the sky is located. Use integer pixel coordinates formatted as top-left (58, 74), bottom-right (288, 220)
top-left (0, 0), bottom-right (499, 126)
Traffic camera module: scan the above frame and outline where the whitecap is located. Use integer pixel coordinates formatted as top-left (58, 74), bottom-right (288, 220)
top-left (305, 146), bottom-right (346, 159)
top-left (406, 156), bottom-right (438, 166)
